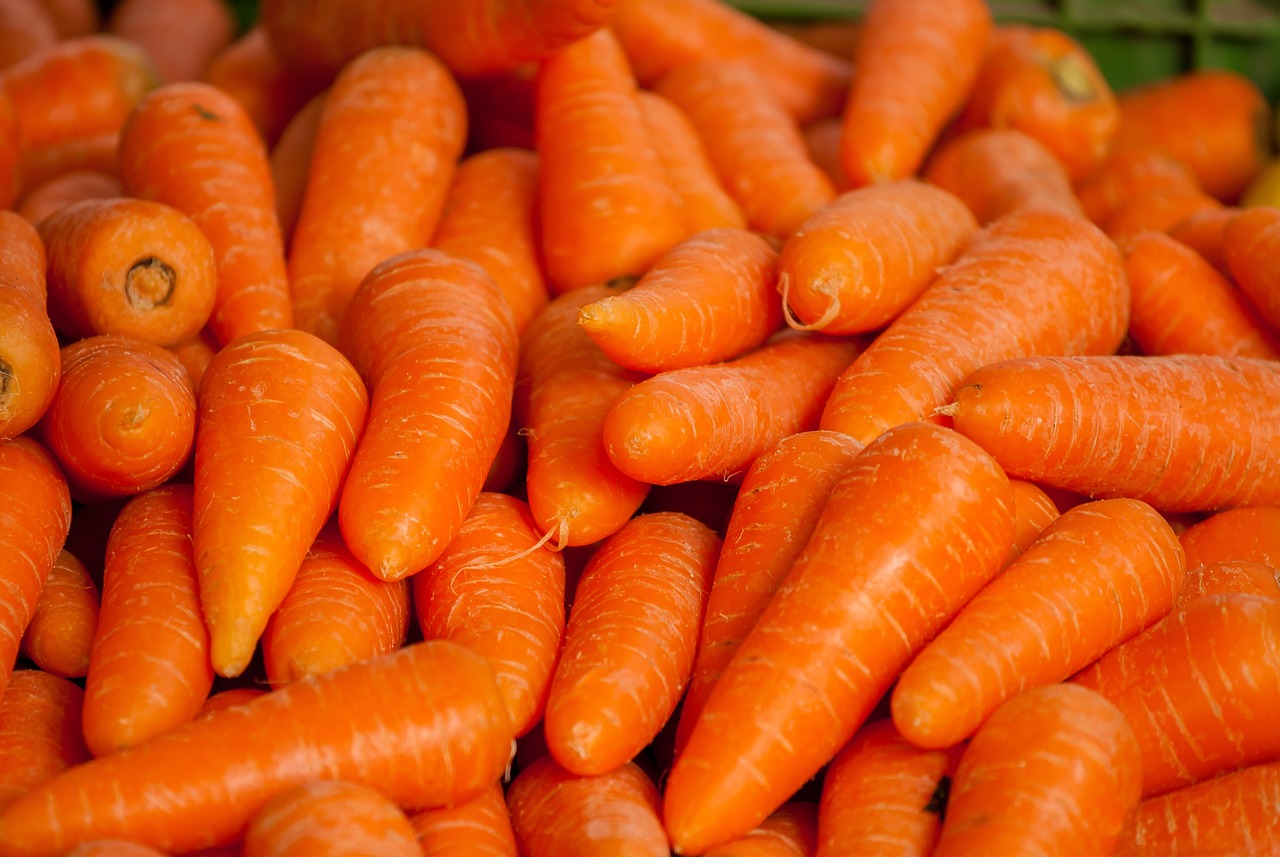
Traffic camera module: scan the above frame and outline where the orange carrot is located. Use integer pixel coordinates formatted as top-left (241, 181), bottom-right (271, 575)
top-left (508, 757), bottom-right (668, 857)
top-left (203, 27), bottom-right (319, 147)
top-left (268, 88), bottom-right (323, 247)
top-left (605, 332), bottom-right (862, 485)
top-left (706, 803), bottom-right (818, 857)
top-left (1006, 478), bottom-right (1060, 563)
top-left (1105, 184), bottom-right (1222, 241)
top-left (414, 493), bottom-right (565, 738)
top-left (1223, 205), bottom-right (1280, 334)
top-left (32, 0), bottom-right (97, 38)
top-left (0, 437), bottom-right (71, 700)
top-left (19, 550), bottom-right (97, 679)
top-left (1181, 507), bottom-right (1280, 570)
top-left (665, 423), bottom-right (1014, 854)
top-left (17, 170), bottom-right (120, 225)
top-left (1176, 561), bottom-right (1280, 606)
top-left (1168, 206), bottom-right (1237, 274)
top-left (933, 684), bottom-right (1141, 857)
top-left (262, 524), bottom-right (409, 687)
top-left (0, 211), bottom-right (58, 441)
top-left (119, 82), bottom-right (293, 347)
top-left (289, 47), bottom-right (465, 344)
top-left (778, 180), bottom-right (978, 333)
top-left (545, 512), bottom-right (718, 776)
top-left (892, 498), bottom-right (1185, 749)
top-left (431, 147), bottom-right (547, 333)
top-left (0, 641), bottom-right (515, 857)
top-left (64, 842), bottom-right (167, 857)
top-left (536, 28), bottom-right (683, 292)
top-left (820, 210), bottom-right (1128, 446)
top-left (0, 0), bottom-right (57, 73)
top-left (197, 688), bottom-right (263, 719)
top-left (243, 780), bottom-right (420, 857)
top-left (0, 671), bottom-right (88, 809)
top-left (803, 118), bottom-right (850, 193)
top-left (0, 89), bottom-right (17, 208)
top-left (410, 782), bottom-right (517, 857)
top-left (336, 250), bottom-right (516, 581)
top-left (15, 132), bottom-right (119, 195)
top-left (195, 328), bottom-right (368, 677)
top-left (166, 329), bottom-right (219, 390)
top-left (676, 430), bottom-right (863, 753)
top-left (655, 59), bottom-right (835, 240)
top-left (108, 0), bottom-right (234, 83)
top-left (949, 355), bottom-right (1280, 512)
top-left (1075, 143), bottom-right (1200, 226)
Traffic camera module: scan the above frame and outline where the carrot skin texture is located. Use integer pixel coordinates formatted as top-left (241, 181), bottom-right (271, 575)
top-left (195, 329), bottom-right (368, 678)
top-left (16, 171), bottom-right (121, 226)
top-left (665, 423), bottom-right (1015, 854)
top-left (202, 27), bottom-right (319, 147)
top-left (1181, 508), bottom-right (1280, 570)
top-left (107, 0), bottom-right (234, 83)
top-left (197, 688), bottom-right (264, 719)
top-left (410, 782), bottom-right (517, 857)
top-left (1105, 185), bottom-right (1222, 241)
top-left (63, 842), bottom-right (168, 857)
top-left (1176, 561), bottom-right (1280, 606)
top-left (0, 90), bottom-right (17, 208)
top-left (0, 211), bottom-right (58, 441)
top-left (166, 330), bottom-right (218, 390)
top-left (0, 671), bottom-right (88, 809)
top-left (242, 780), bottom-right (420, 857)
top-left (0, 641), bottom-right (514, 857)
top-left (0, 0), bottom-right (57, 74)
top-left (1076, 144), bottom-right (1200, 227)
top-left (268, 89), bottom-right (324, 248)
top-left (1006, 479), bottom-right (1060, 563)
top-left (1169, 206), bottom-right (1237, 274)
top-left (19, 550), bottom-right (97, 679)
top-left (705, 802), bottom-right (818, 857)
top-left (804, 118), bottom-right (850, 193)
top-left (1224, 206), bottom-right (1280, 334)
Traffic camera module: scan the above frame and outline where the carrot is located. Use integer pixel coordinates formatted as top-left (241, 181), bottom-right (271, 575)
top-left (1168, 206), bottom-right (1237, 274)
top-left (196, 329), bottom-right (368, 677)
top-left (1181, 507), bottom-right (1280, 570)
top-left (1121, 230), bottom-right (1280, 359)
top-left (262, 524), bottom-right (409, 687)
top-left (1223, 205), bottom-right (1280, 334)
top-left (197, 688), bottom-right (264, 719)
top-left (1113, 69), bottom-right (1270, 202)
top-left (610, 0), bottom-right (851, 125)
top-left (166, 329), bottom-right (219, 390)
top-left (410, 782), bottom-right (517, 857)
top-left (243, 780), bottom-right (420, 857)
top-left (204, 27), bottom-right (319, 147)
top-left (414, 493), bottom-right (564, 738)
top-left (518, 287), bottom-right (650, 547)
top-left (119, 83), bottom-right (293, 347)
top-left (536, 28), bottom-right (683, 292)
top-left (0, 211), bottom-right (58, 441)
top-left (16, 133), bottom-right (119, 196)
top-left (949, 354), bottom-right (1280, 512)
top-left (706, 803), bottom-right (818, 857)
top-left (32, 0), bottom-right (97, 37)
top-left (507, 757), bottom-right (668, 857)
top-left (579, 228), bottom-right (781, 371)
top-left (1105, 184), bottom-right (1222, 240)
top-left (64, 843), bottom-right (167, 857)
top-left (817, 720), bottom-right (961, 857)
top-left (1112, 762), bottom-right (1280, 857)
top-left (19, 550), bottom-right (97, 679)
top-left (0, 437), bottom-right (71, 700)
top-left (1076, 143), bottom-right (1200, 226)
top-left (675, 430), bottom-right (863, 753)
top-left (108, 0), bottom-right (234, 83)
top-left (1176, 561), bottom-right (1280, 606)
top-left (1075, 593), bottom-right (1280, 797)
top-left (17, 170), bottom-right (120, 225)
top-left (777, 180), bottom-right (978, 333)
top-left (923, 129), bottom-right (1084, 225)
top-left (431, 147), bottom-right (547, 333)
top-left (933, 684), bottom-right (1141, 857)
top-left (638, 90), bottom-right (747, 234)
top-left (0, 89), bottom-right (17, 208)
top-left (0, 671), bottom-right (88, 809)
top-left (605, 332), bottom-right (862, 485)
top-left (0, 0), bottom-right (57, 73)
top-left (0, 641), bottom-right (515, 857)
top-left (803, 118), bottom-right (850, 193)
top-left (665, 423), bottom-right (1014, 854)
top-left (892, 498), bottom-right (1185, 750)
top-left (820, 209), bottom-right (1128, 445)
top-left (268, 89), bottom-right (323, 248)
top-left (289, 48), bottom-right (465, 344)
top-left (655, 60), bottom-right (835, 240)
top-left (1006, 479), bottom-right (1060, 563)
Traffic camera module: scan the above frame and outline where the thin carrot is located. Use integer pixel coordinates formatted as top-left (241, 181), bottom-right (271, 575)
top-left (166, 329), bottom-right (219, 390)
top-left (17, 170), bottom-right (121, 225)
top-left (1180, 507), bottom-right (1280, 570)
top-left (197, 688), bottom-right (264, 719)
top-left (19, 550), bottom-right (97, 679)
top-left (605, 332), bottom-right (862, 485)
top-left (1168, 206), bottom-right (1237, 274)
top-left (820, 209), bottom-right (1128, 446)
top-left (665, 423), bottom-right (1014, 854)
top-left (0, 0), bottom-right (57, 73)
top-left (268, 88), bottom-right (323, 248)
top-left (243, 780), bottom-right (420, 857)
top-left (655, 59), bottom-right (835, 240)
top-left (1105, 184), bottom-right (1222, 240)
top-left (195, 328), bottom-right (368, 677)
top-left (0, 671), bottom-right (88, 809)
top-left (0, 89), bottom-right (16, 208)
top-left (933, 684), bottom-right (1141, 857)
top-left (336, 250), bottom-right (516, 581)
top-left (289, 47), bottom-right (465, 344)
top-left (803, 118), bottom-right (850, 193)
top-left (1176, 561), bottom-right (1280, 606)
top-left (1075, 593), bottom-right (1280, 797)
top-left (108, 0), bottom-right (234, 83)
top-left (410, 782), bottom-right (517, 857)
top-left (1076, 143), bottom-right (1200, 226)
top-left (1223, 205), bottom-right (1280, 333)
top-left (32, 0), bottom-right (97, 37)
top-left (0, 211), bottom-right (58, 441)
top-left (777, 180), bottom-right (978, 333)
top-left (0, 641), bottom-right (515, 857)
top-left (64, 843), bottom-right (167, 857)
top-left (949, 354), bottom-right (1280, 512)
top-left (203, 27), bottom-right (319, 147)
top-left (1006, 479), bottom-right (1060, 563)
top-left (705, 803), bottom-right (818, 857)
top-left (119, 82), bottom-right (293, 347)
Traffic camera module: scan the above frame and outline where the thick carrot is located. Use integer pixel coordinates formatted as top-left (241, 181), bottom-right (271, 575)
top-left (655, 60), bottom-right (835, 240)
top-left (1223, 205), bottom-right (1280, 333)
top-left (0, 437), bottom-right (71, 700)
top-left (820, 210), bottom-right (1128, 445)
top-left (777, 180), bottom-right (978, 333)
top-left (336, 250), bottom-right (516, 581)
top-left (195, 328), bottom-right (368, 677)
top-left (1006, 479), bottom-right (1060, 563)
top-left (1076, 143), bottom-right (1200, 226)
top-left (923, 129), bottom-right (1084, 225)
top-left (268, 88), bottom-right (324, 247)
top-left (197, 688), bottom-right (264, 719)
top-left (32, 0), bottom-right (97, 38)
top-left (0, 641), bottom-right (514, 857)
top-left (0, 89), bottom-right (16, 208)
top-left (705, 803), bottom-right (818, 857)
top-left (108, 0), bottom-right (234, 83)
top-left (0, 212), bottom-right (58, 441)
top-left (507, 757), bottom-right (668, 857)
top-left (536, 28), bottom-right (683, 292)
top-left (262, 524), bottom-right (409, 687)
top-left (676, 430), bottom-right (863, 753)
top-left (243, 780), bottom-right (420, 857)
top-left (804, 118), bottom-right (850, 193)
top-left (0, 671), bottom-right (87, 809)
top-left (817, 720), bottom-right (961, 857)
top-left (0, 0), bottom-right (57, 73)
top-left (1105, 184), bottom-right (1222, 241)
top-left (119, 82), bottom-right (293, 347)
top-left (518, 287), bottom-right (650, 547)
top-left (1176, 561), bottom-right (1280, 606)
top-left (203, 27), bottom-right (319, 147)
top-left (289, 47), bottom-right (465, 344)
top-left (1168, 206), bottom-right (1237, 274)
top-left (665, 423), bottom-right (1014, 854)
top-left (64, 843), bottom-right (167, 857)
top-left (430, 147), bottom-right (547, 334)
top-left (949, 355), bottom-right (1280, 512)
top-left (933, 684), bottom-right (1141, 857)
top-left (410, 782), bottom-right (517, 857)
top-left (1181, 507), bottom-right (1280, 570)
top-left (1075, 593), bottom-right (1280, 797)
top-left (892, 498), bottom-right (1185, 749)
top-left (166, 329), bottom-right (218, 390)
top-left (19, 550), bottom-right (97, 679)
top-left (17, 170), bottom-right (120, 225)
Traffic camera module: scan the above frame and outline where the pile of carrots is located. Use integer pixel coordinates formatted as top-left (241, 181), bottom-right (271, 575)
top-left (3, 0), bottom-right (1280, 854)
